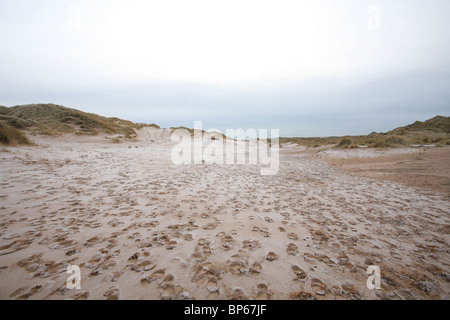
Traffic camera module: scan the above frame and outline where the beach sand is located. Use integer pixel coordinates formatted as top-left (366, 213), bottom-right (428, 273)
top-left (0, 130), bottom-right (449, 300)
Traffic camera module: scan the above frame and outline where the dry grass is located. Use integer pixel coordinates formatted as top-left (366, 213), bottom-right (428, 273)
top-left (0, 105), bottom-right (11, 115)
top-left (1, 104), bottom-right (448, 149)
top-left (280, 134), bottom-right (447, 149)
top-left (0, 122), bottom-right (31, 145)
top-left (1, 104), bottom-right (159, 139)
top-left (280, 116), bottom-right (450, 149)
top-left (337, 137), bottom-right (352, 148)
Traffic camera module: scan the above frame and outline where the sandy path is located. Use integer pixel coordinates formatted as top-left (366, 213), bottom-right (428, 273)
top-left (0, 136), bottom-right (449, 300)
top-left (317, 146), bottom-right (450, 196)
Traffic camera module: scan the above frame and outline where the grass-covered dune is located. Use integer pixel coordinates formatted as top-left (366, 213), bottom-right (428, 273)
top-left (1, 103), bottom-right (449, 148)
top-left (0, 103), bottom-right (159, 145)
top-left (279, 116), bottom-right (450, 148)
top-left (0, 121), bottom-right (31, 145)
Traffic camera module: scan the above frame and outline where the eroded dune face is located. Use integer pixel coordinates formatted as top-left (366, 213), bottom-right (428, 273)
top-left (0, 134), bottom-right (449, 300)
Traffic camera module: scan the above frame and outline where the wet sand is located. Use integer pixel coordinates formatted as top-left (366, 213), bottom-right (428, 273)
top-left (317, 146), bottom-right (450, 197)
top-left (0, 132), bottom-right (449, 300)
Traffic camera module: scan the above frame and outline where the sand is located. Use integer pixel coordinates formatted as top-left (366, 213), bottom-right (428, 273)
top-left (317, 147), bottom-right (450, 197)
top-left (0, 130), bottom-right (449, 300)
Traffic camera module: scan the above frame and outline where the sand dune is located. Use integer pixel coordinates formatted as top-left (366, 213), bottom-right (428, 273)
top-left (0, 132), bottom-right (449, 300)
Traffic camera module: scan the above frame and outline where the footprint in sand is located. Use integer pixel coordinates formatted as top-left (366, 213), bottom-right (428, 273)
top-left (264, 217), bottom-right (274, 223)
top-left (265, 252), bottom-right (278, 262)
top-left (227, 288), bottom-right (248, 300)
top-left (314, 254), bottom-right (335, 267)
top-left (261, 228), bottom-right (271, 238)
top-left (65, 248), bottom-right (79, 256)
top-left (103, 286), bottom-right (120, 300)
top-left (221, 234), bottom-right (235, 251)
top-left (191, 262), bottom-right (224, 283)
top-left (202, 223), bottom-right (217, 230)
top-left (159, 274), bottom-right (176, 299)
top-left (202, 245), bottom-right (212, 254)
top-left (17, 255), bottom-right (43, 272)
top-left (166, 240), bottom-right (178, 250)
top-left (252, 226), bottom-right (261, 232)
top-left (312, 230), bottom-right (329, 242)
top-left (341, 283), bottom-right (362, 300)
top-left (172, 286), bottom-right (193, 300)
top-left (249, 262), bottom-right (262, 275)
top-left (252, 226), bottom-right (270, 237)
top-left (90, 252), bottom-right (106, 263)
top-left (303, 253), bottom-right (315, 263)
top-left (191, 252), bottom-right (206, 263)
top-left (73, 291), bottom-right (90, 300)
top-left (161, 274), bottom-right (174, 286)
top-left (128, 252), bottom-right (140, 261)
top-left (141, 268), bottom-right (166, 284)
top-left (206, 278), bottom-right (220, 294)
top-left (18, 284), bottom-right (45, 299)
top-left (227, 258), bottom-right (249, 276)
top-left (290, 291), bottom-right (316, 300)
top-left (106, 236), bottom-right (119, 249)
top-left (128, 259), bottom-right (156, 273)
top-left (36, 261), bottom-right (67, 279)
top-left (151, 268), bottom-right (166, 279)
top-left (242, 239), bottom-right (261, 251)
top-left (0, 239), bottom-right (33, 255)
top-left (160, 284), bottom-right (175, 300)
top-left (198, 238), bottom-right (211, 246)
top-left (16, 293), bottom-right (32, 300)
top-left (30, 284), bottom-right (44, 295)
top-left (287, 233), bottom-right (298, 240)
top-left (196, 238), bottom-right (212, 255)
top-left (48, 239), bottom-right (77, 250)
top-left (291, 265), bottom-right (307, 281)
top-left (310, 278), bottom-right (327, 296)
top-left (107, 219), bottom-right (124, 228)
top-left (9, 287), bottom-right (28, 299)
top-left (286, 243), bottom-right (298, 256)
top-left (84, 236), bottom-right (104, 248)
top-left (255, 283), bottom-right (272, 300)
top-left (104, 271), bottom-right (122, 283)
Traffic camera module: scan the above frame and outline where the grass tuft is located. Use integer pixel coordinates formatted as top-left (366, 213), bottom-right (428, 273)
top-left (0, 122), bottom-right (31, 145)
top-left (337, 137), bottom-right (352, 148)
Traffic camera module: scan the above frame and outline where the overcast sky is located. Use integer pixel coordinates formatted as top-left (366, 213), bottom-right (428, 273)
top-left (1, 0), bottom-right (449, 136)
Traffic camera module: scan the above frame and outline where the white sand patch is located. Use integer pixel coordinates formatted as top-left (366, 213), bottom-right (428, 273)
top-left (316, 147), bottom-right (420, 159)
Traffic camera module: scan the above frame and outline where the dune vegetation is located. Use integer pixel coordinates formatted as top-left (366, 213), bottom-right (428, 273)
top-left (0, 104), bottom-right (159, 145)
top-left (1, 104), bottom-right (449, 148)
top-left (279, 116), bottom-right (450, 148)
top-left (0, 122), bottom-right (31, 145)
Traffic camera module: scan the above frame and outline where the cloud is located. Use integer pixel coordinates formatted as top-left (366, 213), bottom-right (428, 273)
top-left (1, 0), bottom-right (449, 136)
